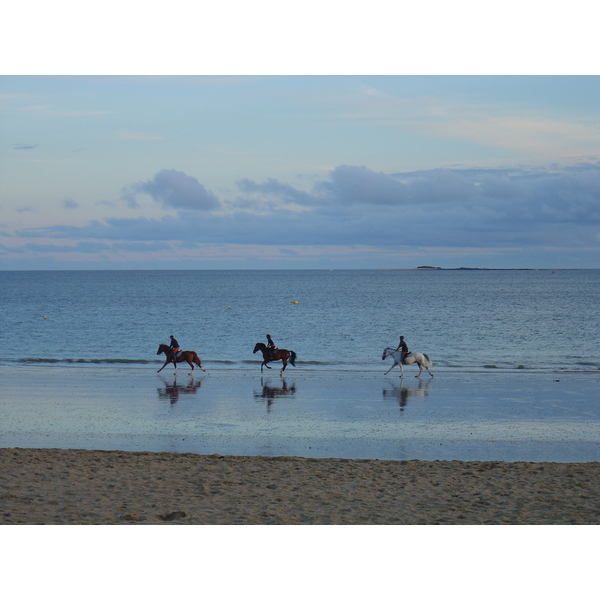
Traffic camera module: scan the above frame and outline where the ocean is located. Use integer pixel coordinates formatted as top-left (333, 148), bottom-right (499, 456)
top-left (1, 269), bottom-right (599, 372)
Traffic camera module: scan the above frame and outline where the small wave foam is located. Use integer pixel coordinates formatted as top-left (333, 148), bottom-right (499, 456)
top-left (18, 357), bottom-right (153, 365)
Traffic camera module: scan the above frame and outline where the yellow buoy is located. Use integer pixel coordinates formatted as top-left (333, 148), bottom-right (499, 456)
top-left (290, 300), bottom-right (299, 304)
top-left (43, 315), bottom-right (48, 319)
top-left (227, 305), bottom-right (232, 309)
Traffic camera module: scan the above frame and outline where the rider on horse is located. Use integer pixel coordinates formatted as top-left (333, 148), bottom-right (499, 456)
top-left (169, 335), bottom-right (181, 363)
top-left (396, 335), bottom-right (409, 364)
top-left (266, 334), bottom-right (277, 360)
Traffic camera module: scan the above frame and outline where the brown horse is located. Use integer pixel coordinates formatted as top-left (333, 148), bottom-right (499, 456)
top-left (253, 342), bottom-right (297, 374)
top-left (157, 343), bottom-right (206, 374)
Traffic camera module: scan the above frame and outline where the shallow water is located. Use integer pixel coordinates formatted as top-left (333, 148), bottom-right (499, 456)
top-left (2, 365), bottom-right (599, 462)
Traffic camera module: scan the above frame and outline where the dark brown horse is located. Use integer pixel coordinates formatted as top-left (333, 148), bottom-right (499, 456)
top-left (157, 344), bottom-right (206, 374)
top-left (253, 342), bottom-right (297, 374)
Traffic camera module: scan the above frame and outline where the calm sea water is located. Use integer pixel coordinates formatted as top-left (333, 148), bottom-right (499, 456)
top-left (1, 269), bottom-right (599, 372)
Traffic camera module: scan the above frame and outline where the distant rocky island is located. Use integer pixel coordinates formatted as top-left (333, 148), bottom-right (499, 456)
top-left (416, 266), bottom-right (534, 271)
top-left (383, 266), bottom-right (535, 271)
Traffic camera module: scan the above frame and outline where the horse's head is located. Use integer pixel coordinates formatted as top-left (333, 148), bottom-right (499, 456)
top-left (382, 347), bottom-right (392, 360)
top-left (253, 342), bottom-right (265, 354)
top-left (157, 344), bottom-right (169, 355)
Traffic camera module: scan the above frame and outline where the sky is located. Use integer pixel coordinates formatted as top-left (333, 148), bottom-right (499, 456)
top-left (1, 4), bottom-right (599, 270)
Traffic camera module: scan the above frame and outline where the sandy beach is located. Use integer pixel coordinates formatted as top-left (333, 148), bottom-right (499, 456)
top-left (1, 448), bottom-right (599, 524)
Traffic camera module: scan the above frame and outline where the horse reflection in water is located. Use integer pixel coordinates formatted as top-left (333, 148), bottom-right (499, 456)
top-left (157, 375), bottom-right (204, 404)
top-left (383, 379), bottom-right (432, 412)
top-left (254, 378), bottom-right (297, 410)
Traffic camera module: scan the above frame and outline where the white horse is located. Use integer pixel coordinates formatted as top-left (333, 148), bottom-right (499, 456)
top-left (382, 347), bottom-right (434, 378)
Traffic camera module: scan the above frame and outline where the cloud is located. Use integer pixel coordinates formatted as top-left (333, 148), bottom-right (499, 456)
top-left (316, 165), bottom-right (480, 205)
top-left (315, 165), bottom-right (410, 205)
top-left (237, 178), bottom-right (315, 206)
top-left (11, 144), bottom-right (38, 150)
top-left (16, 162), bottom-right (600, 254)
top-left (112, 241), bottom-right (172, 252)
top-left (322, 89), bottom-right (600, 159)
top-left (0, 243), bottom-right (26, 254)
top-left (63, 198), bottom-right (78, 210)
top-left (122, 169), bottom-right (220, 210)
top-left (22, 241), bottom-right (111, 254)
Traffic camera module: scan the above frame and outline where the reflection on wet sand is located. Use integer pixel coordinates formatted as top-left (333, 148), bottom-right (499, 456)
top-left (383, 378), bottom-right (432, 411)
top-left (254, 378), bottom-right (297, 409)
top-left (157, 375), bottom-right (204, 404)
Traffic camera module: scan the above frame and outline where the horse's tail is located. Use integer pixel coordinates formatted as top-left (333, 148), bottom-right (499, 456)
top-left (289, 351), bottom-right (297, 367)
top-left (422, 353), bottom-right (432, 367)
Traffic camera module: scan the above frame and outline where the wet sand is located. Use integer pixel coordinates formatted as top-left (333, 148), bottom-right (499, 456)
top-left (2, 367), bottom-right (600, 462)
top-left (1, 448), bottom-right (599, 524)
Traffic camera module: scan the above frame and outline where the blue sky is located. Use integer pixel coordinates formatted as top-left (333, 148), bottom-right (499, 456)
top-left (1, 6), bottom-right (599, 269)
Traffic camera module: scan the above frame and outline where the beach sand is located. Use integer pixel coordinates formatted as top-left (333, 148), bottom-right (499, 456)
top-left (1, 448), bottom-right (599, 525)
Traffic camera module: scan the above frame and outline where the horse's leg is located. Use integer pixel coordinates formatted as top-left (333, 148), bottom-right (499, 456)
top-left (187, 358), bottom-right (194, 375)
top-left (194, 355), bottom-right (206, 372)
top-left (384, 361), bottom-right (396, 375)
top-left (416, 362), bottom-right (423, 378)
top-left (157, 359), bottom-right (169, 373)
top-left (399, 362), bottom-right (404, 377)
top-left (280, 358), bottom-right (287, 375)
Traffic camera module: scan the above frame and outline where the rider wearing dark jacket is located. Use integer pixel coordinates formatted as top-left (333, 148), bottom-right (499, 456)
top-left (169, 335), bottom-right (181, 362)
top-left (266, 334), bottom-right (277, 359)
top-left (396, 336), bottom-right (409, 363)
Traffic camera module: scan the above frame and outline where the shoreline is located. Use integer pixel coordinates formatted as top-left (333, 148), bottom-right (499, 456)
top-left (1, 448), bottom-right (599, 525)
